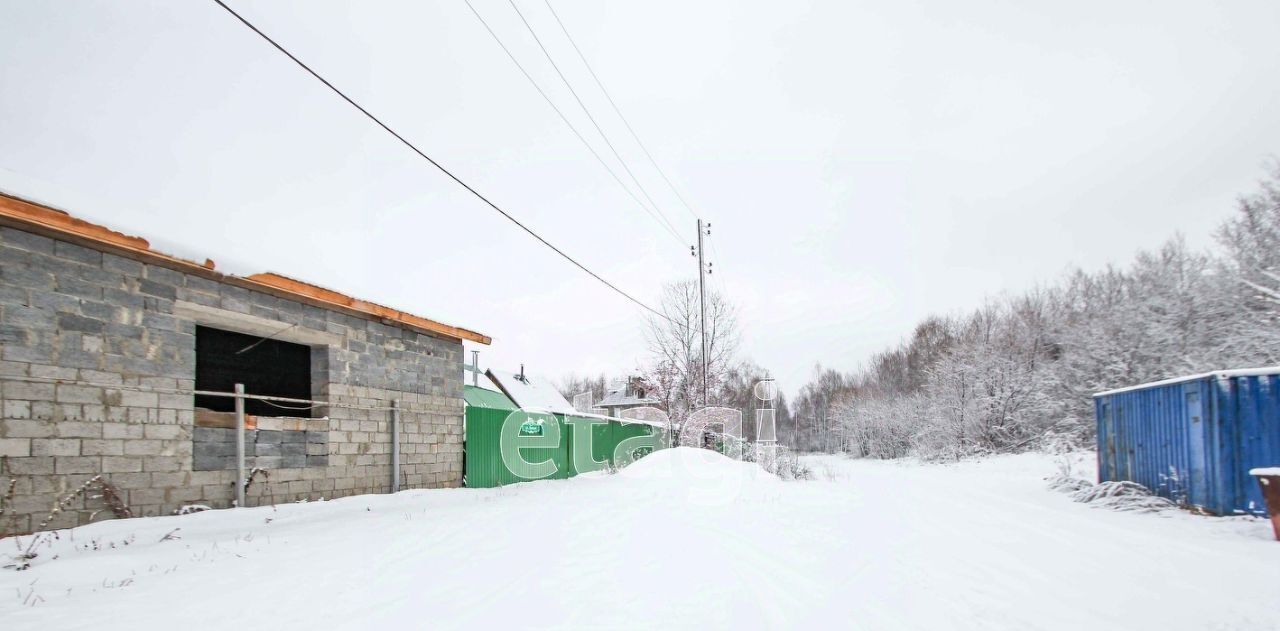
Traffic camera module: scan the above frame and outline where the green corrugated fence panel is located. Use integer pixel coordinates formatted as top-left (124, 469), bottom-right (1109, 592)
top-left (592, 415), bottom-right (616, 474)
top-left (613, 420), bottom-right (659, 465)
top-left (465, 403), bottom-right (665, 488)
top-left (466, 405), bottom-right (569, 488)
top-left (559, 414), bottom-right (610, 477)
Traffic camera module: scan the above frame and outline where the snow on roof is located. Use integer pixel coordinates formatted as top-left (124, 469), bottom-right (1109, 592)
top-left (486, 368), bottom-right (576, 415)
top-left (596, 378), bottom-right (660, 408)
top-left (596, 389), bottom-right (660, 408)
top-left (564, 409), bottom-right (670, 430)
top-left (1092, 366), bottom-right (1280, 398)
top-left (462, 369), bottom-right (503, 393)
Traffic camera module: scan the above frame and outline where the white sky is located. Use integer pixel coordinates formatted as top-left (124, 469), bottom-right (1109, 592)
top-left (2, 0), bottom-right (1279, 395)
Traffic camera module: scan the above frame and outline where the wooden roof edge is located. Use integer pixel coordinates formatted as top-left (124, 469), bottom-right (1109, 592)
top-left (0, 193), bottom-right (216, 271)
top-left (0, 193), bottom-right (491, 345)
top-left (246, 273), bottom-right (491, 344)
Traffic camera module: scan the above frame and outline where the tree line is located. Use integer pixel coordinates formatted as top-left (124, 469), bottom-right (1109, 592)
top-left (788, 164), bottom-right (1280, 458)
top-left (562, 164), bottom-right (1278, 459)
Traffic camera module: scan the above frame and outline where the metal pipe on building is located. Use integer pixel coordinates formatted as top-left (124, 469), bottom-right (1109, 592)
top-left (391, 399), bottom-right (401, 493)
top-left (472, 350), bottom-right (479, 387)
top-left (234, 382), bottom-right (246, 508)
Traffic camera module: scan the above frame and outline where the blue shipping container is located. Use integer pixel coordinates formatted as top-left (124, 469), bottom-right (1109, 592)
top-left (1094, 368), bottom-right (1280, 516)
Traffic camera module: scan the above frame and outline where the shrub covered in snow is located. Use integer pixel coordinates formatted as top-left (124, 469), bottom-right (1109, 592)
top-left (1071, 481), bottom-right (1177, 512)
top-left (1045, 455), bottom-right (1094, 493)
top-left (764, 448), bottom-right (814, 481)
top-left (1047, 471), bottom-right (1177, 513)
top-left (720, 436), bottom-right (813, 480)
top-left (1047, 473), bottom-right (1094, 494)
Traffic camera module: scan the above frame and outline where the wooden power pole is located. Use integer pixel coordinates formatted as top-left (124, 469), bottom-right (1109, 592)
top-left (697, 219), bottom-right (709, 407)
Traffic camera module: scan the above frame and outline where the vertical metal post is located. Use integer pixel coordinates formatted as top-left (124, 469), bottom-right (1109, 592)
top-left (697, 219), bottom-right (709, 406)
top-left (234, 382), bottom-right (246, 508)
top-left (391, 399), bottom-right (401, 493)
top-left (471, 350), bottom-right (479, 387)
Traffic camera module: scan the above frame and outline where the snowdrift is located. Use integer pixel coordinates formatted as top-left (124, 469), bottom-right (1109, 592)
top-left (619, 446), bottom-right (776, 482)
top-left (2, 452), bottom-right (1277, 630)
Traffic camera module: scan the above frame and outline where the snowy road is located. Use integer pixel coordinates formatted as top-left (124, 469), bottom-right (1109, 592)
top-left (2, 448), bottom-right (1277, 630)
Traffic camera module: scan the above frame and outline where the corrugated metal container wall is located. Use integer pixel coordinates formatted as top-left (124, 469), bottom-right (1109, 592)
top-left (1094, 369), bottom-right (1280, 515)
top-left (1218, 373), bottom-right (1280, 514)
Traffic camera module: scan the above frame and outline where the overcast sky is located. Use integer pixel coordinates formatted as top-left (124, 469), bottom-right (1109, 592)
top-left (2, 0), bottom-right (1279, 395)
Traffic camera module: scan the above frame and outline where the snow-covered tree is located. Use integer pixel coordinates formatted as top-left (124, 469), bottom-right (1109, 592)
top-left (1215, 162), bottom-right (1280, 363)
top-left (642, 279), bottom-right (739, 421)
top-left (792, 164), bottom-right (1280, 459)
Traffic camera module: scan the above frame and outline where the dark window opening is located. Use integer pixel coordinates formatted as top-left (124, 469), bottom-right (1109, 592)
top-left (195, 325), bottom-right (312, 417)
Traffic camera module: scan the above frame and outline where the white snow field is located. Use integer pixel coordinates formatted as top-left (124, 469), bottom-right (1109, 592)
top-left (3, 448), bottom-right (1277, 630)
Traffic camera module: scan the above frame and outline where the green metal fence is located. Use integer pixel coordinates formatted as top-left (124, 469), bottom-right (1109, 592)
top-left (464, 386), bottom-right (664, 488)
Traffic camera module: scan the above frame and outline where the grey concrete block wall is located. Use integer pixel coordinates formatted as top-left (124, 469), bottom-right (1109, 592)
top-left (191, 426), bottom-right (328, 471)
top-left (0, 225), bottom-right (466, 534)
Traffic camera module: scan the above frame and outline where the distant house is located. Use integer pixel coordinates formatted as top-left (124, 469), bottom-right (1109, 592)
top-left (0, 194), bottom-right (489, 533)
top-left (595, 376), bottom-right (659, 418)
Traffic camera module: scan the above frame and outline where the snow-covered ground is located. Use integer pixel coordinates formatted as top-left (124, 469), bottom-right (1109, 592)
top-left (3, 448), bottom-right (1277, 630)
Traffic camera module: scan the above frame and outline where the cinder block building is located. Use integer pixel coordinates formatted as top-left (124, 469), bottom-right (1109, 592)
top-left (0, 194), bottom-right (490, 534)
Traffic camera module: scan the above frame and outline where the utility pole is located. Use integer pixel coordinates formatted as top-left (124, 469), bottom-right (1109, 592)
top-left (696, 219), bottom-right (709, 407)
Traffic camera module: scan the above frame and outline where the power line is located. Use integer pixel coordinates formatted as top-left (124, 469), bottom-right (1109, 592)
top-left (539, 0), bottom-right (721, 306)
top-left (210, 0), bottom-right (677, 325)
top-left (505, 0), bottom-right (684, 239)
top-left (464, 0), bottom-right (685, 247)
top-left (542, 0), bottom-right (702, 223)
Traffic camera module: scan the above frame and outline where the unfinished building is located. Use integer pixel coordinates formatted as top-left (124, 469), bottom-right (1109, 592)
top-left (0, 194), bottom-right (490, 533)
